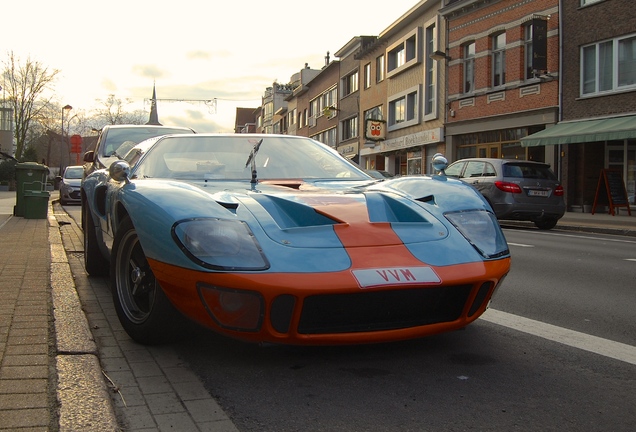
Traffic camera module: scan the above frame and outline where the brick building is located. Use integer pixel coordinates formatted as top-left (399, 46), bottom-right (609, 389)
top-left (359, 0), bottom-right (447, 175)
top-left (441, 0), bottom-right (560, 170)
top-left (521, 0), bottom-right (636, 211)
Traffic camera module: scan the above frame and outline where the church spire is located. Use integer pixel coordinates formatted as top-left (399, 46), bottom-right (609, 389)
top-left (146, 83), bottom-right (162, 125)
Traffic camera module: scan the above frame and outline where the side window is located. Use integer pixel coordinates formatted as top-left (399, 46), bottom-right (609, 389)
top-left (464, 161), bottom-right (485, 178)
top-left (444, 162), bottom-right (465, 178)
top-left (484, 163), bottom-right (496, 176)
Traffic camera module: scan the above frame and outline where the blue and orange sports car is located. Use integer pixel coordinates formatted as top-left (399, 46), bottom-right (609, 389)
top-left (81, 134), bottom-right (510, 345)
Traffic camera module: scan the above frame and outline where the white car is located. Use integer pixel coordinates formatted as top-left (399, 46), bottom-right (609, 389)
top-left (58, 165), bottom-right (84, 205)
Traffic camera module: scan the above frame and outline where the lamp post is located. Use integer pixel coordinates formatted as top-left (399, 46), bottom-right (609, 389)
top-left (60, 104), bottom-right (72, 174)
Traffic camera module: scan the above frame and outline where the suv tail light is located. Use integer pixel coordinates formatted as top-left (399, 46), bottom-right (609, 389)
top-left (495, 181), bottom-right (522, 194)
top-left (554, 185), bottom-right (564, 196)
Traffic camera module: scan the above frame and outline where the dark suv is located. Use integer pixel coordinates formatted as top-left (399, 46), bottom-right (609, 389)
top-left (445, 158), bottom-right (565, 230)
top-left (83, 124), bottom-right (195, 178)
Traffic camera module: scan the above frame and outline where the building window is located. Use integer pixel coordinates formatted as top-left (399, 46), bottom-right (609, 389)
top-left (387, 28), bottom-right (420, 78)
top-left (310, 98), bottom-right (320, 119)
top-left (492, 32), bottom-right (506, 87)
top-left (341, 117), bottom-right (358, 141)
top-left (388, 86), bottom-right (420, 131)
top-left (425, 23), bottom-right (436, 117)
top-left (463, 42), bottom-right (475, 93)
top-left (376, 55), bottom-right (385, 82)
top-left (364, 106), bottom-right (383, 120)
top-left (342, 70), bottom-right (359, 97)
top-left (311, 127), bottom-right (337, 148)
top-left (364, 63), bottom-right (371, 89)
top-left (322, 86), bottom-right (337, 115)
top-left (582, 34), bottom-right (636, 95)
top-left (524, 24), bottom-right (534, 80)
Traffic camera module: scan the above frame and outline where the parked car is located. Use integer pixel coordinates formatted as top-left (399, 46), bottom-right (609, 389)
top-left (82, 134), bottom-right (510, 345)
top-left (82, 124), bottom-right (195, 178)
top-left (445, 158), bottom-right (565, 230)
top-left (58, 165), bottom-right (84, 205)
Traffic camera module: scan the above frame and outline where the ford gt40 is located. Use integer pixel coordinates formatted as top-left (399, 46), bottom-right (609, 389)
top-left (81, 134), bottom-right (510, 345)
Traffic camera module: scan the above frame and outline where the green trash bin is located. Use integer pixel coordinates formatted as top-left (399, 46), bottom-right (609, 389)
top-left (14, 162), bottom-right (50, 217)
top-left (23, 190), bottom-right (50, 219)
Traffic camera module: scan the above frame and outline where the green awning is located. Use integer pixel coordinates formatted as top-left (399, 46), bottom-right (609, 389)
top-left (520, 115), bottom-right (636, 147)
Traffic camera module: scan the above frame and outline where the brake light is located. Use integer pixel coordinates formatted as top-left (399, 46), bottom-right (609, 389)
top-left (554, 185), bottom-right (564, 196)
top-left (495, 181), bottom-right (522, 194)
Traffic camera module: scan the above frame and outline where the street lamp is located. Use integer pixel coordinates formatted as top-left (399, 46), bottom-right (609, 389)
top-left (60, 104), bottom-right (72, 173)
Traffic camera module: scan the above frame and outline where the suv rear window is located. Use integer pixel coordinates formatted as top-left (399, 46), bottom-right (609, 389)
top-left (503, 163), bottom-right (556, 180)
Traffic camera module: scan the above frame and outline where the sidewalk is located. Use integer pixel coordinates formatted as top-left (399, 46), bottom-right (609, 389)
top-left (0, 190), bottom-right (634, 430)
top-left (0, 196), bottom-right (118, 431)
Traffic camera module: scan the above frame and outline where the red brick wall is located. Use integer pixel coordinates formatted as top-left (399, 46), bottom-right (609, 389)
top-left (445, 0), bottom-right (559, 123)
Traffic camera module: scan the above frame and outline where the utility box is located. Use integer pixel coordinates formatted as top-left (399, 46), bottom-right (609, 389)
top-left (14, 162), bottom-right (49, 217)
top-left (23, 190), bottom-right (50, 219)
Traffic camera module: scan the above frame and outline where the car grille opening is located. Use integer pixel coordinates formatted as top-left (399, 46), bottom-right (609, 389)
top-left (298, 285), bottom-right (472, 334)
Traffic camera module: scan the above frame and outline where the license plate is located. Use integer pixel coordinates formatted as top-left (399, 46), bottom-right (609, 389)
top-left (353, 267), bottom-right (441, 288)
top-left (528, 190), bottom-right (550, 197)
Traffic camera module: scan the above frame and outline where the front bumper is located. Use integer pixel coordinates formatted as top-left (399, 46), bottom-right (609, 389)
top-left (148, 258), bottom-right (510, 345)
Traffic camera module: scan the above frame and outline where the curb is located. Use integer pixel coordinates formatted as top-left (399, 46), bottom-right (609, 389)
top-left (48, 201), bottom-right (120, 431)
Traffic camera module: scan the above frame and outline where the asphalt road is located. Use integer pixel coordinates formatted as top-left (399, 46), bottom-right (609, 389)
top-left (59, 202), bottom-right (636, 431)
top-left (164, 228), bottom-right (635, 432)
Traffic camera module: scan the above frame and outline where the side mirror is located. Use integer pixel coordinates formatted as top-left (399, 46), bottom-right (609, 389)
top-left (432, 153), bottom-right (448, 175)
top-left (109, 160), bottom-right (131, 183)
top-left (83, 151), bottom-right (95, 163)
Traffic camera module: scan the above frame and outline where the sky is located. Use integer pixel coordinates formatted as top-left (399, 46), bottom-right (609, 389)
top-left (2, 0), bottom-right (420, 133)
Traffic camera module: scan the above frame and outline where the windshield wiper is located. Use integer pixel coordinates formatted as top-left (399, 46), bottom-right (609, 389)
top-left (244, 139), bottom-right (263, 185)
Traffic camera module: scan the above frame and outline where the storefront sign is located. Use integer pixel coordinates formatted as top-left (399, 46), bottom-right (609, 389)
top-left (380, 128), bottom-right (443, 152)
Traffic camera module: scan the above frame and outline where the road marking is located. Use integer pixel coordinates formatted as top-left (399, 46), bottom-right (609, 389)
top-left (512, 230), bottom-right (636, 245)
top-left (625, 258), bottom-right (636, 262)
top-left (482, 309), bottom-right (636, 366)
top-left (507, 242), bottom-right (534, 248)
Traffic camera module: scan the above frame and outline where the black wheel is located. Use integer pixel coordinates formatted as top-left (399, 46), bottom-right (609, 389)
top-left (82, 204), bottom-right (109, 276)
top-left (534, 217), bottom-right (558, 230)
top-left (111, 217), bottom-right (181, 345)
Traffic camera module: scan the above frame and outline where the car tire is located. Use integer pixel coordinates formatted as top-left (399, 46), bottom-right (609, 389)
top-left (534, 218), bottom-right (558, 230)
top-left (111, 217), bottom-right (182, 345)
top-left (82, 204), bottom-right (109, 276)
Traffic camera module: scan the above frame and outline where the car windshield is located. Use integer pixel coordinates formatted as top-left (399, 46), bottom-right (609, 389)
top-left (133, 135), bottom-right (369, 181)
top-left (503, 163), bottom-right (557, 180)
top-left (103, 127), bottom-right (193, 157)
top-left (64, 167), bottom-right (84, 179)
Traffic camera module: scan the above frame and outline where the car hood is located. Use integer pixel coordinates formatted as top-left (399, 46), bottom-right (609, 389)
top-left (119, 176), bottom-right (496, 270)
top-left (62, 178), bottom-right (82, 187)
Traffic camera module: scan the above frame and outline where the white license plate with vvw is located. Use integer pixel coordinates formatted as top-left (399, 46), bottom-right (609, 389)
top-left (527, 189), bottom-right (550, 197)
top-left (352, 267), bottom-right (441, 288)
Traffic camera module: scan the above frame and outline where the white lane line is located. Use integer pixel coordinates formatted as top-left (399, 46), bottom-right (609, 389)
top-left (482, 309), bottom-right (636, 366)
top-left (625, 258), bottom-right (636, 262)
top-left (507, 242), bottom-right (534, 248)
top-left (513, 230), bottom-right (636, 245)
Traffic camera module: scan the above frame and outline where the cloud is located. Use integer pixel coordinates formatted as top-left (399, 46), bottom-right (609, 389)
top-left (101, 78), bottom-right (117, 93)
top-left (132, 64), bottom-right (167, 79)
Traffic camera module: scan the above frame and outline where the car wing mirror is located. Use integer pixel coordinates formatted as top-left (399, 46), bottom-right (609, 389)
top-left (109, 160), bottom-right (131, 184)
top-left (83, 151), bottom-right (95, 163)
top-left (432, 153), bottom-right (448, 175)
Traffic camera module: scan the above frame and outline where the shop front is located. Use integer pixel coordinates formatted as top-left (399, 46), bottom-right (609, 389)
top-left (521, 115), bottom-right (636, 211)
top-left (360, 127), bottom-right (444, 176)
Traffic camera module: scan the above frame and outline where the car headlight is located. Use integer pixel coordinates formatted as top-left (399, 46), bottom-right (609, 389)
top-left (445, 210), bottom-right (509, 259)
top-left (172, 218), bottom-right (269, 270)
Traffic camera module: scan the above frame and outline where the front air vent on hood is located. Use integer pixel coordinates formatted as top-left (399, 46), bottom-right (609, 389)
top-left (251, 194), bottom-right (339, 229)
top-left (365, 192), bottom-right (430, 223)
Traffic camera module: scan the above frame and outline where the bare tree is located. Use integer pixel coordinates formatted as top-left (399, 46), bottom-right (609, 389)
top-left (91, 94), bottom-right (146, 126)
top-left (2, 51), bottom-right (60, 160)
